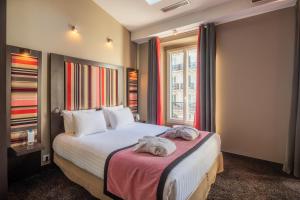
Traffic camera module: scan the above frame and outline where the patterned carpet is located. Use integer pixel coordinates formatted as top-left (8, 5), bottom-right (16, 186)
top-left (207, 153), bottom-right (300, 200)
top-left (8, 153), bottom-right (300, 200)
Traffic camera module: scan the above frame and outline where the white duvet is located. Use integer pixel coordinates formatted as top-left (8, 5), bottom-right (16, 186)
top-left (53, 122), bottom-right (221, 200)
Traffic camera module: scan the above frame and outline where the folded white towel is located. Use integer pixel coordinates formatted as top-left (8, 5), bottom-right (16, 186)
top-left (133, 136), bottom-right (176, 157)
top-left (166, 126), bottom-right (200, 141)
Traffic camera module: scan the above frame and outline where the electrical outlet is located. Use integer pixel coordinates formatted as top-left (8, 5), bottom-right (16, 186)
top-left (42, 154), bottom-right (50, 163)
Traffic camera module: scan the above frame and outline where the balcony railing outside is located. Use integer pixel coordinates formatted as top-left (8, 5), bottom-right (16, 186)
top-left (171, 102), bottom-right (196, 120)
top-left (171, 102), bottom-right (183, 119)
top-left (189, 63), bottom-right (196, 69)
top-left (172, 64), bottom-right (183, 71)
top-left (188, 83), bottom-right (195, 89)
top-left (172, 83), bottom-right (184, 90)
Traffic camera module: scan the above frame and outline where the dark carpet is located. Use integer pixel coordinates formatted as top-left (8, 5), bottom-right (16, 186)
top-left (8, 153), bottom-right (300, 200)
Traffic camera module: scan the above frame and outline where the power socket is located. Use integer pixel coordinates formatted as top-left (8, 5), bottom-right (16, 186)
top-left (42, 154), bottom-right (50, 163)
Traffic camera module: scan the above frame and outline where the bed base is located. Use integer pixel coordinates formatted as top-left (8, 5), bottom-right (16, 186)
top-left (54, 152), bottom-right (223, 200)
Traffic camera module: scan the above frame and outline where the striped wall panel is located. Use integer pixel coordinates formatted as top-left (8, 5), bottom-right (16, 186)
top-left (10, 54), bottom-right (38, 147)
top-left (127, 69), bottom-right (138, 113)
top-left (65, 61), bottom-right (119, 110)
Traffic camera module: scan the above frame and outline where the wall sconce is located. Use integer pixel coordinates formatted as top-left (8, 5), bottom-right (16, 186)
top-left (71, 25), bottom-right (78, 33)
top-left (19, 48), bottom-right (31, 56)
top-left (106, 37), bottom-right (113, 45)
top-left (173, 29), bottom-right (178, 36)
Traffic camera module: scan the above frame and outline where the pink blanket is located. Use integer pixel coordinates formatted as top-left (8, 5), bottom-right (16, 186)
top-left (104, 131), bottom-right (213, 200)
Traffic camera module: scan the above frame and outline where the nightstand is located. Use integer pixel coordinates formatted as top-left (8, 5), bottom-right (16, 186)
top-left (8, 143), bottom-right (43, 183)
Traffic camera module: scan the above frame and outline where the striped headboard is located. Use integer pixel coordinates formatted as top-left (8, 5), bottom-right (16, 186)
top-left (49, 54), bottom-right (124, 158)
top-left (65, 62), bottom-right (119, 110)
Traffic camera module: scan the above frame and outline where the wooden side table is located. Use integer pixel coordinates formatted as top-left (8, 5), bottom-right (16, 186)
top-left (8, 143), bottom-right (43, 183)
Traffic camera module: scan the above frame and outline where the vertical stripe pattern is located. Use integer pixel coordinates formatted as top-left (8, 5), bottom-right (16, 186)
top-left (65, 62), bottom-right (118, 110)
top-left (127, 69), bottom-right (138, 113)
top-left (10, 54), bottom-right (38, 147)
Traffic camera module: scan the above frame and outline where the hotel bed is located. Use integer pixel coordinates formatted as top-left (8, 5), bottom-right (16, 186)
top-left (49, 54), bottom-right (223, 200)
top-left (52, 122), bottom-right (223, 200)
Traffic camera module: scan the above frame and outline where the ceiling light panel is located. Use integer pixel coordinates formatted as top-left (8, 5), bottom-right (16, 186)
top-left (161, 0), bottom-right (190, 12)
top-left (145, 0), bottom-right (161, 5)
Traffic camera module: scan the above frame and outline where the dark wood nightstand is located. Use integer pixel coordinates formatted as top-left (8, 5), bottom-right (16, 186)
top-left (8, 143), bottom-right (43, 183)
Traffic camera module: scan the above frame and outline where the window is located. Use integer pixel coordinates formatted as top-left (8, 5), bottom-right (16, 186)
top-left (167, 47), bottom-right (197, 124)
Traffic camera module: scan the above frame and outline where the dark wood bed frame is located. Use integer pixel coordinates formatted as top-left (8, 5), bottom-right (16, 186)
top-left (49, 53), bottom-right (123, 160)
top-left (0, 0), bottom-right (7, 197)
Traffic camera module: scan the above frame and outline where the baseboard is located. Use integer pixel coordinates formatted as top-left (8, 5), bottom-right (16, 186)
top-left (222, 151), bottom-right (283, 169)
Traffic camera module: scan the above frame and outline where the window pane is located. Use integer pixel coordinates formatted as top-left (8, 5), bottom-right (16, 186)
top-left (187, 48), bottom-right (197, 121)
top-left (170, 51), bottom-right (184, 120)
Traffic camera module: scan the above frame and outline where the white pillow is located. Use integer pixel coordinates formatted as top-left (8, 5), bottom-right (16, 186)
top-left (108, 107), bottom-right (134, 129)
top-left (102, 105), bottom-right (124, 127)
top-left (62, 109), bottom-right (96, 135)
top-left (73, 111), bottom-right (107, 137)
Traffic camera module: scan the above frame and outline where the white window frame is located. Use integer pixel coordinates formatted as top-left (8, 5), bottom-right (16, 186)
top-left (166, 45), bottom-right (197, 125)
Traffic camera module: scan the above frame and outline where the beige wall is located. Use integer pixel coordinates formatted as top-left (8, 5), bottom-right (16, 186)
top-left (138, 7), bottom-right (295, 163)
top-left (7, 0), bottom-right (137, 163)
top-left (216, 7), bottom-right (295, 163)
top-left (138, 43), bottom-right (148, 121)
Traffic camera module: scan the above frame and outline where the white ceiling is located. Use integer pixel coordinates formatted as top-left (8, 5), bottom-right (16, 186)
top-left (92, 0), bottom-right (233, 31)
top-left (93, 0), bottom-right (296, 43)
